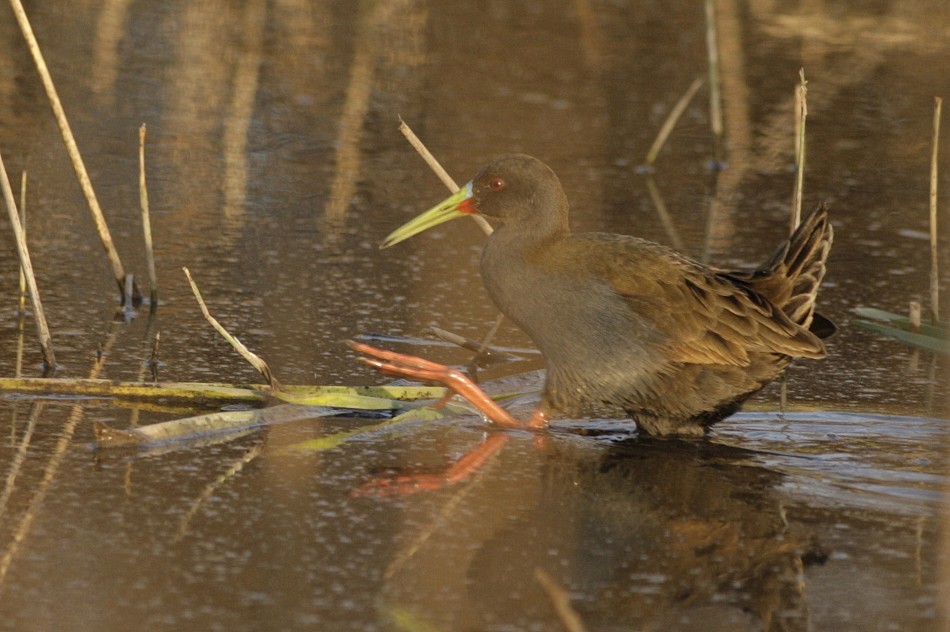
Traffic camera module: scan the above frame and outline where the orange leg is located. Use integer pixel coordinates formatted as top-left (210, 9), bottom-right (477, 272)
top-left (348, 340), bottom-right (548, 430)
top-left (353, 432), bottom-right (511, 496)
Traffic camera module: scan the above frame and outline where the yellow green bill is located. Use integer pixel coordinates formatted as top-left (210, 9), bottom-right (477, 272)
top-left (380, 182), bottom-right (475, 249)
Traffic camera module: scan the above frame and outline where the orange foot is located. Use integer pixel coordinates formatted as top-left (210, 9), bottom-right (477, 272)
top-left (348, 340), bottom-right (548, 430)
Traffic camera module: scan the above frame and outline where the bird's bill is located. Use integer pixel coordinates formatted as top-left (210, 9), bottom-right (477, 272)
top-left (380, 182), bottom-right (476, 249)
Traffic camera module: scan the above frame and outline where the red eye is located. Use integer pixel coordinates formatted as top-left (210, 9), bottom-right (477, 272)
top-left (489, 177), bottom-right (506, 191)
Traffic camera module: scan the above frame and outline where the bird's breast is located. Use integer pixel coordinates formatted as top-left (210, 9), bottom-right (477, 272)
top-left (480, 236), bottom-right (668, 409)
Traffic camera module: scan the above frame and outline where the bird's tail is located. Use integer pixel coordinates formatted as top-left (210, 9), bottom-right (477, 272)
top-left (752, 203), bottom-right (834, 336)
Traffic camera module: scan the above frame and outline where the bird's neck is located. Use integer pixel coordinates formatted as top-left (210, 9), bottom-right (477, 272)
top-left (493, 199), bottom-right (571, 254)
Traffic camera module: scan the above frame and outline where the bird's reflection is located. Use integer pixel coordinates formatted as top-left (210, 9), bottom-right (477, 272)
top-left (386, 433), bottom-right (826, 632)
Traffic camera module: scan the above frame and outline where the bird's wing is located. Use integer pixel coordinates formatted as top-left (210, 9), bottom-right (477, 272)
top-left (560, 235), bottom-right (827, 366)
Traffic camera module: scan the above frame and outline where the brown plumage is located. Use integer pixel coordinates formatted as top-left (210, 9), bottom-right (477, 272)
top-left (374, 154), bottom-right (835, 436)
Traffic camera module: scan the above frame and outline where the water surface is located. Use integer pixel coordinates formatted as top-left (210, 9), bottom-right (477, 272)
top-left (0, 1), bottom-right (948, 630)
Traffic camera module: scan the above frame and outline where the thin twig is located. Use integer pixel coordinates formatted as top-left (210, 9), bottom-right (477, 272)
top-left (929, 96), bottom-right (942, 324)
top-left (428, 325), bottom-right (516, 361)
top-left (644, 77), bottom-right (704, 167)
top-left (791, 68), bottom-right (808, 232)
top-left (183, 267), bottom-right (280, 389)
top-left (8, 0), bottom-right (134, 301)
top-left (139, 124), bottom-right (158, 308)
top-left (398, 117), bottom-right (493, 236)
top-left (0, 149), bottom-right (55, 371)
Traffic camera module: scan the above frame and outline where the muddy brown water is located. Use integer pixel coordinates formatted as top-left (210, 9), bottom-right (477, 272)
top-left (1, 1), bottom-right (949, 630)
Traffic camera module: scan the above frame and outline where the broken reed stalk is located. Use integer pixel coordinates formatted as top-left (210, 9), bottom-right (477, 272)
top-left (909, 300), bottom-right (922, 333)
top-left (929, 96), bottom-right (942, 324)
top-left (8, 0), bottom-right (134, 302)
top-left (791, 68), bottom-right (808, 231)
top-left (398, 117), bottom-right (459, 191)
top-left (704, 0), bottom-right (723, 141)
top-left (139, 124), bottom-right (158, 307)
top-left (644, 77), bottom-right (704, 167)
top-left (398, 117), bottom-right (493, 236)
top-left (0, 150), bottom-right (55, 371)
top-left (182, 267), bottom-right (280, 390)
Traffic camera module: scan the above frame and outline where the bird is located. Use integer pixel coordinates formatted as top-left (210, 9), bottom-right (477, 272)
top-left (353, 154), bottom-right (834, 436)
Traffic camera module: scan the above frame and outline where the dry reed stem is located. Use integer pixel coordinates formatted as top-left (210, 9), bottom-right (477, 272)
top-left (139, 124), bottom-right (157, 306)
top-left (704, 0), bottom-right (723, 140)
top-left (14, 173), bottom-right (26, 378)
top-left (930, 97), bottom-right (941, 324)
top-left (183, 267), bottom-right (280, 390)
top-left (398, 117), bottom-right (493, 235)
top-left (14, 312), bottom-right (25, 381)
top-left (0, 150), bottom-right (55, 371)
top-left (398, 117), bottom-right (458, 191)
top-left (534, 568), bottom-right (589, 632)
top-left (644, 77), bottom-right (704, 166)
top-left (8, 0), bottom-right (132, 300)
top-left (791, 68), bottom-right (808, 232)
top-left (17, 172), bottom-right (26, 314)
